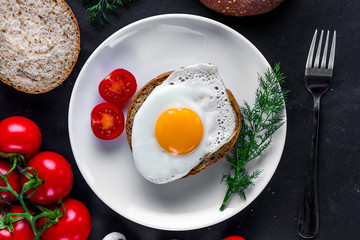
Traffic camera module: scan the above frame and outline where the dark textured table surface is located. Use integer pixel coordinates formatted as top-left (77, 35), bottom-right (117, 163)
top-left (1, 0), bottom-right (359, 239)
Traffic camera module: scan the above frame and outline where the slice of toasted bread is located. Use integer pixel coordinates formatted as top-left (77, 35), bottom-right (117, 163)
top-left (126, 71), bottom-right (241, 178)
top-left (0, 0), bottom-right (80, 93)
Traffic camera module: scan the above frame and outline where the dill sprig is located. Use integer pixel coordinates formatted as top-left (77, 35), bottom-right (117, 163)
top-left (84, 0), bottom-right (132, 28)
top-left (220, 63), bottom-right (288, 211)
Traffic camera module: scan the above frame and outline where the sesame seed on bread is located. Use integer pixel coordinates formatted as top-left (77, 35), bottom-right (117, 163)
top-left (0, 0), bottom-right (80, 93)
top-left (126, 71), bottom-right (241, 179)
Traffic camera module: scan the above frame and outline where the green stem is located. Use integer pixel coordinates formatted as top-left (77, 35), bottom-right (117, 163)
top-left (17, 192), bottom-right (37, 231)
top-left (3, 158), bottom-right (19, 200)
top-left (0, 153), bottom-right (65, 238)
top-left (0, 154), bottom-right (39, 235)
top-left (220, 188), bottom-right (233, 211)
top-left (220, 150), bottom-right (247, 211)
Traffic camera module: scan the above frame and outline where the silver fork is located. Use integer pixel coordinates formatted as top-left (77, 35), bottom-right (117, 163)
top-left (297, 29), bottom-right (336, 239)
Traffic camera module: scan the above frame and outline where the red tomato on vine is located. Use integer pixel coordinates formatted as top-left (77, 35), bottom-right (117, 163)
top-left (0, 205), bottom-right (35, 240)
top-left (39, 198), bottom-right (92, 240)
top-left (20, 151), bottom-right (73, 205)
top-left (0, 116), bottom-right (42, 160)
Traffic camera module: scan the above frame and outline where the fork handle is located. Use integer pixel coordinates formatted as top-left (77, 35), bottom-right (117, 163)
top-left (297, 96), bottom-right (320, 239)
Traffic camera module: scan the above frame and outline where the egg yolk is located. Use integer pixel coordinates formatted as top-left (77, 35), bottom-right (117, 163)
top-left (154, 108), bottom-right (203, 155)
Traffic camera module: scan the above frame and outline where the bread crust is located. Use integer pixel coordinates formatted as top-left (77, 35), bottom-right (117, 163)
top-left (126, 71), bottom-right (241, 179)
top-left (53, 0), bottom-right (81, 93)
top-left (0, 0), bottom-right (80, 94)
top-left (199, 0), bottom-right (285, 17)
top-left (184, 88), bottom-right (241, 177)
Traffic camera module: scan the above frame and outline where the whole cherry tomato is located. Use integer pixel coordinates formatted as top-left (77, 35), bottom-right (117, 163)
top-left (20, 151), bottom-right (73, 205)
top-left (39, 198), bottom-right (92, 240)
top-left (98, 68), bottom-right (137, 104)
top-left (0, 205), bottom-right (35, 240)
top-left (91, 102), bottom-right (125, 140)
top-left (0, 116), bottom-right (42, 160)
top-left (0, 159), bottom-right (20, 206)
top-left (223, 236), bottom-right (246, 240)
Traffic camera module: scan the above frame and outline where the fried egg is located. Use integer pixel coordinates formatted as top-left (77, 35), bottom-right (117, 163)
top-left (131, 63), bottom-right (236, 184)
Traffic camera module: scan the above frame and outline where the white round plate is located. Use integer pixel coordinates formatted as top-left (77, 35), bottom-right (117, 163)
top-left (68, 14), bottom-right (286, 231)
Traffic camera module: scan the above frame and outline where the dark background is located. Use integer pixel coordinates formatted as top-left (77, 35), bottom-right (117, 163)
top-left (1, 0), bottom-right (359, 239)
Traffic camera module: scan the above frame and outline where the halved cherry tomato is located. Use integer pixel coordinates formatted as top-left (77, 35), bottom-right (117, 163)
top-left (20, 151), bottom-right (73, 205)
top-left (0, 116), bottom-right (42, 160)
top-left (38, 198), bottom-right (92, 240)
top-left (91, 102), bottom-right (125, 140)
top-left (223, 236), bottom-right (246, 240)
top-left (0, 159), bottom-right (20, 206)
top-left (99, 68), bottom-right (137, 104)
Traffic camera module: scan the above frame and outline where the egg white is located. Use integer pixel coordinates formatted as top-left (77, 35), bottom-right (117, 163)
top-left (131, 63), bottom-right (236, 184)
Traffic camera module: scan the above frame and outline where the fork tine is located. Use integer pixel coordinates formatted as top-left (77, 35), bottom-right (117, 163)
top-left (328, 31), bottom-right (336, 70)
top-left (320, 31), bottom-right (330, 68)
top-left (313, 30), bottom-right (324, 68)
top-left (306, 29), bottom-right (318, 68)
